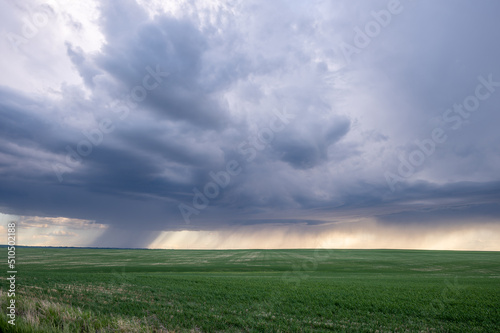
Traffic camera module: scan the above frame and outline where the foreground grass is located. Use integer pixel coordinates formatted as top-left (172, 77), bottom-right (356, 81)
top-left (0, 248), bottom-right (499, 332)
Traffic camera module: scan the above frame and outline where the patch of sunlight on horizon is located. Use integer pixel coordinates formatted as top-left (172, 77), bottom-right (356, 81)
top-left (148, 220), bottom-right (500, 251)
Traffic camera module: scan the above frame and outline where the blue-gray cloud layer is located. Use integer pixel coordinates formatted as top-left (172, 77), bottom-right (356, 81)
top-left (1, 0), bottom-right (499, 247)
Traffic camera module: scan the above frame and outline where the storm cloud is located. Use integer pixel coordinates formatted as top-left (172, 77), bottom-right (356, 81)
top-left (0, 0), bottom-right (499, 248)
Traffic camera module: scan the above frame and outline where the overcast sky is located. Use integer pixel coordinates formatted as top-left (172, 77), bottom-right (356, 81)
top-left (1, 0), bottom-right (499, 249)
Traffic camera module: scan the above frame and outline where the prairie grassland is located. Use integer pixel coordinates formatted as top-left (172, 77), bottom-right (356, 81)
top-left (0, 248), bottom-right (499, 332)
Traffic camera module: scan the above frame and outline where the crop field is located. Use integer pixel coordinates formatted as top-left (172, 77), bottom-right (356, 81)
top-left (0, 248), bottom-right (499, 332)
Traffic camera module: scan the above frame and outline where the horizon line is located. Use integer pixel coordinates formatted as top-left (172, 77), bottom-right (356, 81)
top-left (2, 244), bottom-right (499, 252)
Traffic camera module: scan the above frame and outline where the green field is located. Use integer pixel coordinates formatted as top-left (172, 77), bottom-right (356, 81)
top-left (1, 248), bottom-right (499, 332)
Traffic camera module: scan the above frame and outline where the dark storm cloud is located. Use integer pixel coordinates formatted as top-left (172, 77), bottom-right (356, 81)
top-left (271, 115), bottom-right (351, 169)
top-left (0, 88), bottom-right (55, 149)
top-left (0, 0), bottom-right (499, 247)
top-left (95, 16), bottom-right (229, 128)
top-left (64, 0), bottom-right (230, 129)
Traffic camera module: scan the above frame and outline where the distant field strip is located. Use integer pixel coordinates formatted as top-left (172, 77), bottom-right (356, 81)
top-left (1, 248), bottom-right (499, 332)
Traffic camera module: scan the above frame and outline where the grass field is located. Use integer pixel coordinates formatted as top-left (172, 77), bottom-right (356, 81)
top-left (0, 248), bottom-right (499, 332)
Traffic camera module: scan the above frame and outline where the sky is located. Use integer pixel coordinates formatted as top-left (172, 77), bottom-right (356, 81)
top-left (0, 0), bottom-right (499, 250)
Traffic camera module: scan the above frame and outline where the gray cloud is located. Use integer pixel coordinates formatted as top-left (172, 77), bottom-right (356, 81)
top-left (0, 0), bottom-right (499, 247)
